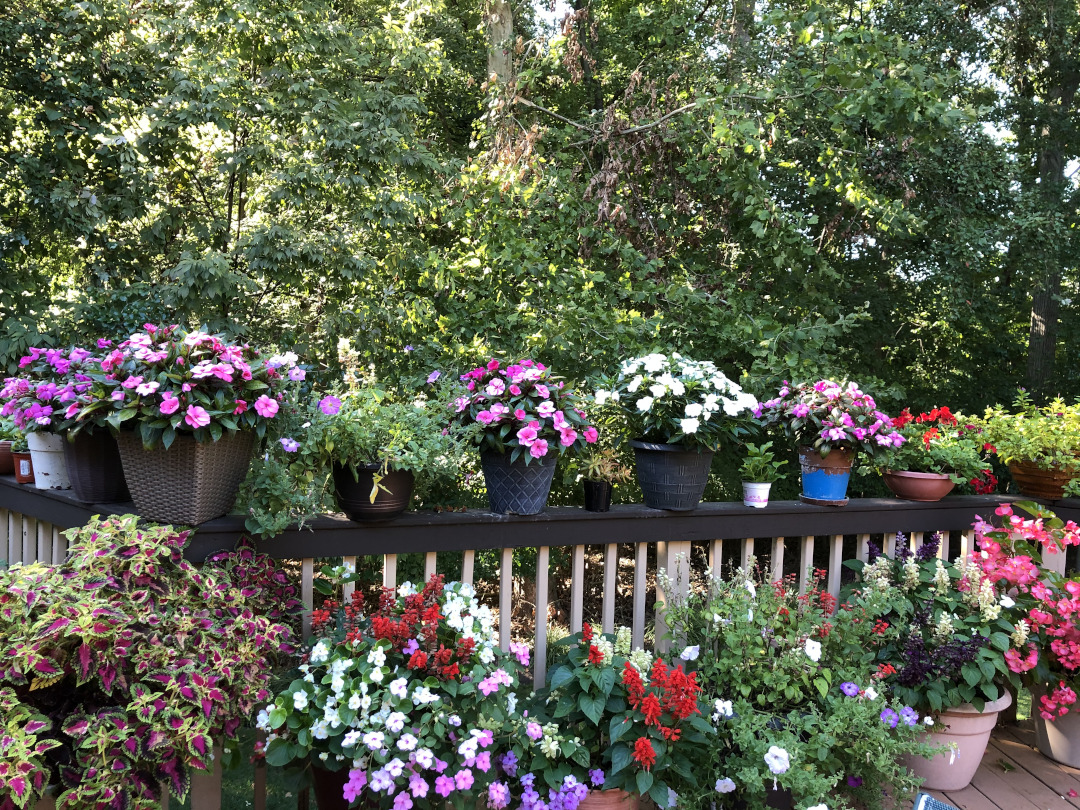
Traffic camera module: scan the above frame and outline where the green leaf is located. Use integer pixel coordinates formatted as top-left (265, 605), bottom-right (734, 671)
top-left (578, 693), bottom-right (605, 726)
top-left (636, 769), bottom-right (653, 796)
top-left (610, 743), bottom-right (632, 774)
top-left (549, 666), bottom-right (574, 691)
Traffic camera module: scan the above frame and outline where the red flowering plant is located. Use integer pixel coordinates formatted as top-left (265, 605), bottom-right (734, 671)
top-left (59, 325), bottom-right (301, 449)
top-left (516, 624), bottom-right (712, 808)
top-left (973, 502), bottom-right (1080, 720)
top-left (874, 406), bottom-right (996, 490)
top-left (261, 570), bottom-right (531, 809)
top-left (452, 359), bottom-right (599, 464)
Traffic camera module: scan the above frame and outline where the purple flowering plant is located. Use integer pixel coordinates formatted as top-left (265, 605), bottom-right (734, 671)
top-left (260, 571), bottom-right (530, 809)
top-left (0, 346), bottom-right (104, 435)
top-left (755, 379), bottom-right (903, 459)
top-left (57, 325), bottom-right (300, 449)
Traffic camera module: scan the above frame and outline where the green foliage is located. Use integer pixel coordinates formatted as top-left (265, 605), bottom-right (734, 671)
top-left (976, 392), bottom-right (1080, 471)
top-left (739, 442), bottom-right (788, 484)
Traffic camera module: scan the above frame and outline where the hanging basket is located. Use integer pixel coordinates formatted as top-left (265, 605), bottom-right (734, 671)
top-left (63, 430), bottom-right (131, 503)
top-left (116, 430), bottom-right (255, 524)
top-left (480, 450), bottom-right (557, 515)
top-left (1008, 459), bottom-right (1076, 500)
top-left (630, 439), bottom-right (713, 511)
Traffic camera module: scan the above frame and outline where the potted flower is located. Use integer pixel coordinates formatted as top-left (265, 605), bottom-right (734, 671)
top-left (9, 432), bottom-right (33, 484)
top-left (972, 501), bottom-right (1080, 767)
top-left (976, 392), bottom-right (1080, 499)
top-left (260, 569), bottom-right (528, 809)
top-left (521, 623), bottom-right (711, 809)
top-left (0, 417), bottom-right (17, 475)
top-left (578, 446), bottom-right (633, 512)
top-left (454, 359), bottom-right (599, 515)
top-left (661, 567), bottom-right (934, 809)
top-left (875, 406), bottom-right (993, 501)
top-left (841, 533), bottom-right (1022, 790)
top-left (596, 352), bottom-right (758, 511)
top-left (738, 442), bottom-right (787, 508)
top-left (756, 379), bottom-right (902, 506)
top-left (69, 325), bottom-right (301, 523)
top-left (0, 514), bottom-right (299, 809)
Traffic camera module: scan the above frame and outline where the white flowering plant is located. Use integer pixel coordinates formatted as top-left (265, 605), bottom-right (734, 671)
top-left (841, 532), bottom-right (1023, 714)
top-left (594, 353), bottom-right (758, 451)
top-left (519, 624), bottom-right (713, 808)
top-left (661, 566), bottom-right (935, 810)
top-left (260, 571), bottom-right (529, 809)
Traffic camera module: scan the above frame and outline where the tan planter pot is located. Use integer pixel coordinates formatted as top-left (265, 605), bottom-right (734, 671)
top-left (903, 691), bottom-right (1011, 791)
top-left (579, 789), bottom-right (640, 809)
top-left (882, 470), bottom-right (956, 502)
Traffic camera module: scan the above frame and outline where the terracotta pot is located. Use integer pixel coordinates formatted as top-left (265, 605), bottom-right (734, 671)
top-left (12, 451), bottom-right (35, 484)
top-left (1034, 691), bottom-right (1080, 767)
top-left (902, 691), bottom-right (1011, 791)
top-left (882, 470), bottom-right (956, 502)
top-left (0, 440), bottom-right (13, 475)
top-left (798, 445), bottom-right (853, 506)
top-left (333, 464), bottom-right (415, 521)
top-left (578, 789), bottom-right (639, 809)
top-left (1008, 459), bottom-right (1076, 500)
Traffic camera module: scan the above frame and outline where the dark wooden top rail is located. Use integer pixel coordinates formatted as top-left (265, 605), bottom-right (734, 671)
top-left (5, 475), bottom-right (1079, 562)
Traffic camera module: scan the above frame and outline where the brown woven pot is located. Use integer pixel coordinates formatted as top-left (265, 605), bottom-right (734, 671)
top-left (1008, 459), bottom-right (1076, 500)
top-left (116, 430), bottom-right (255, 524)
top-left (12, 451), bottom-right (34, 484)
top-left (579, 790), bottom-right (640, 809)
top-left (63, 430), bottom-right (130, 503)
top-left (0, 440), bottom-right (13, 475)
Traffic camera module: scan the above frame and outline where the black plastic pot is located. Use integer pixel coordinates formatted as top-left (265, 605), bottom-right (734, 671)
top-left (583, 480), bottom-right (612, 512)
top-left (63, 429), bottom-right (130, 503)
top-left (333, 463), bottom-right (415, 521)
top-left (629, 439), bottom-right (713, 511)
top-left (480, 450), bottom-right (557, 515)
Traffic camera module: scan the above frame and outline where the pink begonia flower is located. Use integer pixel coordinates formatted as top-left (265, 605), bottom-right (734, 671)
top-left (160, 394), bottom-right (180, 415)
top-left (476, 410), bottom-right (495, 425)
top-left (583, 426), bottom-right (599, 444)
top-left (254, 395), bottom-right (279, 418)
top-left (516, 424), bottom-right (538, 446)
top-left (537, 401), bottom-right (556, 417)
top-left (530, 439), bottom-right (549, 458)
top-left (559, 428), bottom-right (578, 447)
top-left (184, 405), bottom-right (211, 429)
top-left (513, 408), bottom-right (527, 420)
top-left (508, 384), bottom-right (522, 396)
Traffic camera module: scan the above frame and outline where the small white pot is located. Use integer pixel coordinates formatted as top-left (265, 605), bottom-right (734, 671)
top-left (26, 432), bottom-right (71, 490)
top-left (742, 481), bottom-right (771, 508)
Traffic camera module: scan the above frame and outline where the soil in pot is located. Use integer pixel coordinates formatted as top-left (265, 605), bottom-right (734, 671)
top-left (882, 470), bottom-right (956, 502)
top-left (333, 464), bottom-right (415, 521)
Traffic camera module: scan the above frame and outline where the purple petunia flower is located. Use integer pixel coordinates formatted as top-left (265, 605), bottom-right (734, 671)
top-left (840, 682), bottom-right (860, 697)
top-left (880, 708), bottom-right (899, 728)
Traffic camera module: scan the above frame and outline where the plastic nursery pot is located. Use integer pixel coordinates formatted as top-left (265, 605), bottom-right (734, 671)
top-left (882, 470), bottom-right (955, 502)
top-left (583, 479), bottom-right (613, 512)
top-left (741, 481), bottom-right (772, 508)
top-left (0, 440), bottom-right (13, 475)
top-left (333, 463), bottom-right (415, 522)
top-left (798, 445), bottom-right (852, 506)
top-left (26, 432), bottom-right (71, 490)
top-left (480, 449), bottom-right (557, 515)
top-left (630, 439), bottom-right (713, 511)
top-left (12, 451), bottom-right (34, 484)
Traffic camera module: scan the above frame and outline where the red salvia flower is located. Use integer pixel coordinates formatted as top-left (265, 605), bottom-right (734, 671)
top-left (632, 737), bottom-right (656, 770)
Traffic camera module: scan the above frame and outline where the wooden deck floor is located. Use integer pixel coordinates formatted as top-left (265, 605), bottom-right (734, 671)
top-left (925, 723), bottom-right (1080, 809)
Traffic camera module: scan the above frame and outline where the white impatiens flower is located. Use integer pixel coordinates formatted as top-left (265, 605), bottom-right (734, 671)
top-left (649, 383), bottom-right (668, 398)
top-left (594, 390), bottom-right (611, 406)
top-left (804, 638), bottom-right (822, 662)
top-left (679, 645), bottom-right (700, 661)
top-left (684, 402), bottom-right (704, 418)
top-left (680, 417), bottom-right (700, 434)
top-left (627, 375), bottom-right (644, 393)
top-left (642, 354), bottom-right (666, 373)
top-left (636, 396), bottom-right (655, 412)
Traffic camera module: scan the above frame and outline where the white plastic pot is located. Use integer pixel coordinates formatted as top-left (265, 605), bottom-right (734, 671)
top-left (26, 432), bottom-right (71, 490)
top-left (742, 481), bottom-right (772, 508)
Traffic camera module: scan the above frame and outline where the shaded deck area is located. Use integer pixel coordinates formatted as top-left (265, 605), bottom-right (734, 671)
top-left (927, 723), bottom-right (1080, 809)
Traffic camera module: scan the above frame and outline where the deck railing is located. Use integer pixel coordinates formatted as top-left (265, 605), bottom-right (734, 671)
top-left (4, 476), bottom-right (1080, 810)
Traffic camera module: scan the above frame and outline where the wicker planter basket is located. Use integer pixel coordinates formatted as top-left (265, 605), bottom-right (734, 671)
top-left (1008, 459), bottom-right (1076, 500)
top-left (116, 430), bottom-right (255, 524)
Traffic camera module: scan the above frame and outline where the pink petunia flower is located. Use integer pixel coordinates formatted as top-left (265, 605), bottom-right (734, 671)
top-left (319, 396), bottom-right (341, 416)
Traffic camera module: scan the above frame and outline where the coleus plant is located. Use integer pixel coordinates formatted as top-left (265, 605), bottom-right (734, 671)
top-left (0, 516), bottom-right (300, 810)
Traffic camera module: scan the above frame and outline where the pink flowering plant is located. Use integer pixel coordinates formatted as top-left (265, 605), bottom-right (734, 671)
top-left (596, 352), bottom-right (758, 450)
top-left (756, 379), bottom-right (903, 459)
top-left (974, 502), bottom-right (1080, 720)
top-left (0, 346), bottom-right (103, 435)
top-left (261, 571), bottom-right (529, 809)
top-left (454, 359), bottom-right (599, 464)
top-left (60, 325), bottom-right (300, 448)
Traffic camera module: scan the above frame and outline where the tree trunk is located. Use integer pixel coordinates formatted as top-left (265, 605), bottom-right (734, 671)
top-left (487, 0), bottom-right (513, 83)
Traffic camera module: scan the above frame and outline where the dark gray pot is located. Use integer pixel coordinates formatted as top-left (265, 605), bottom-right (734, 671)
top-left (480, 450), bottom-right (557, 515)
top-left (630, 439), bottom-right (714, 511)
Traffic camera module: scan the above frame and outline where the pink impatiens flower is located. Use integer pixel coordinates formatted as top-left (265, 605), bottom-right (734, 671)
top-left (516, 424), bottom-right (538, 446)
top-left (583, 426), bottom-right (599, 444)
top-left (254, 395), bottom-right (279, 418)
top-left (558, 427), bottom-right (578, 447)
top-left (530, 439), bottom-right (549, 458)
top-left (184, 405), bottom-right (210, 429)
top-left (233, 399), bottom-right (248, 415)
top-left (159, 393), bottom-right (180, 415)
